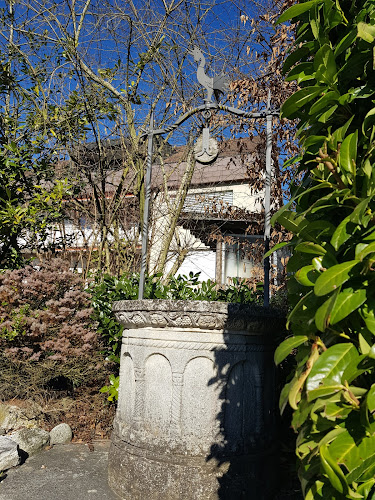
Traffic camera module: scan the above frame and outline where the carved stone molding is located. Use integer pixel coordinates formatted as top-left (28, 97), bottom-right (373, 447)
top-left (113, 299), bottom-right (282, 334)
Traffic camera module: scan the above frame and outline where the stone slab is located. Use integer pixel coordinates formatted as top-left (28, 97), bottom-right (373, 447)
top-left (0, 437), bottom-right (20, 471)
top-left (0, 441), bottom-right (119, 500)
top-left (10, 428), bottom-right (50, 456)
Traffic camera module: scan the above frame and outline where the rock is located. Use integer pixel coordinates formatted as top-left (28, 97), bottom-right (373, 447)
top-left (0, 427), bottom-right (6, 436)
top-left (9, 428), bottom-right (50, 456)
top-left (0, 436), bottom-right (20, 471)
top-left (49, 423), bottom-right (73, 445)
top-left (0, 403), bottom-right (41, 432)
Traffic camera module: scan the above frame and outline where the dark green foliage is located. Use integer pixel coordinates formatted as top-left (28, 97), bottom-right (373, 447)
top-left (273, 0), bottom-right (375, 498)
top-left (92, 272), bottom-right (263, 363)
top-left (91, 272), bottom-right (263, 399)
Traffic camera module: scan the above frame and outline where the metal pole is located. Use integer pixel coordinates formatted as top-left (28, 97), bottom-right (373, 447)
top-left (138, 111), bottom-right (154, 300)
top-left (264, 91), bottom-right (272, 308)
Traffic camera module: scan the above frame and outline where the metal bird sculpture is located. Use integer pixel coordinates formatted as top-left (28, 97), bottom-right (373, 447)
top-left (189, 46), bottom-right (229, 102)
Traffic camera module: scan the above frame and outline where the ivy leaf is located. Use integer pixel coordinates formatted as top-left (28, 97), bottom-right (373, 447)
top-left (314, 260), bottom-right (360, 296)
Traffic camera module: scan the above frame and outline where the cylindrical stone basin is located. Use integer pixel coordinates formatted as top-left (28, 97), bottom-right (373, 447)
top-left (108, 300), bottom-right (281, 500)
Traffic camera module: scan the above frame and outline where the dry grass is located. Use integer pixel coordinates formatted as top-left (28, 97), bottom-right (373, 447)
top-left (0, 354), bottom-right (116, 441)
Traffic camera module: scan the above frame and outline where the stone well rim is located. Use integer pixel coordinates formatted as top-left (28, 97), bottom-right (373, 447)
top-left (112, 299), bottom-right (284, 334)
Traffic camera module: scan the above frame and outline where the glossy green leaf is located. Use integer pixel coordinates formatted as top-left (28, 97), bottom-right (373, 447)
top-left (367, 384), bottom-right (375, 414)
top-left (281, 86), bottom-right (323, 119)
top-left (358, 331), bottom-right (371, 355)
top-left (338, 131), bottom-right (358, 175)
top-left (355, 243), bottom-right (369, 260)
top-left (295, 265), bottom-right (319, 286)
top-left (314, 45), bottom-right (337, 84)
top-left (363, 107), bottom-right (375, 135)
top-left (334, 29), bottom-right (357, 57)
top-left (330, 287), bottom-right (367, 324)
top-left (314, 260), bottom-right (360, 296)
top-left (282, 44), bottom-right (311, 75)
top-left (276, 0), bottom-right (323, 24)
top-left (276, 210), bottom-right (307, 234)
top-left (306, 343), bottom-right (359, 391)
top-left (307, 384), bottom-right (344, 401)
top-left (330, 215), bottom-right (351, 251)
top-left (287, 289), bottom-right (319, 331)
top-left (356, 479), bottom-right (375, 498)
top-left (279, 379), bottom-right (293, 414)
top-left (274, 335), bottom-right (309, 365)
top-left (357, 21), bottom-right (375, 43)
top-left (320, 443), bottom-right (348, 494)
top-left (329, 116), bottom-right (354, 149)
top-left (285, 62), bottom-right (315, 83)
top-left (350, 197), bottom-right (371, 225)
top-left (263, 240), bottom-right (294, 259)
top-left (359, 301), bottom-right (375, 334)
top-left (315, 290), bottom-right (338, 332)
top-left (323, 402), bottom-right (351, 420)
top-left (295, 242), bottom-right (327, 255)
top-left (289, 345), bottom-right (320, 409)
top-left (318, 105), bottom-right (338, 123)
top-left (329, 431), bottom-right (375, 484)
top-left (309, 91), bottom-right (340, 115)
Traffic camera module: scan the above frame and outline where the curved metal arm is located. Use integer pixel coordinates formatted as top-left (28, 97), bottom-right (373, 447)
top-left (138, 98), bottom-right (280, 306)
top-left (140, 102), bottom-right (279, 138)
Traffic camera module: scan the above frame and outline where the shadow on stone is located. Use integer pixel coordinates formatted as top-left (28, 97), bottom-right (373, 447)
top-left (18, 448), bottom-right (29, 466)
top-left (206, 303), bottom-right (281, 499)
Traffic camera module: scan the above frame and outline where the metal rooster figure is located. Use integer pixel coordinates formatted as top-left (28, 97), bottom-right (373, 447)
top-left (189, 46), bottom-right (228, 102)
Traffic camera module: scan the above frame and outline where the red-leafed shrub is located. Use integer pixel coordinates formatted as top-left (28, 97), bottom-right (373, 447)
top-left (0, 259), bottom-right (99, 362)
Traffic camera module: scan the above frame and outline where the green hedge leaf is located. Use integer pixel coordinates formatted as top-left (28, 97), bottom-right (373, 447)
top-left (315, 290), bottom-right (338, 332)
top-left (281, 86), bottom-right (324, 119)
top-left (306, 343), bottom-right (359, 391)
top-left (295, 242), bottom-right (327, 255)
top-left (330, 215), bottom-right (351, 251)
top-left (330, 287), bottom-right (367, 324)
top-left (314, 260), bottom-right (360, 296)
top-left (295, 265), bottom-right (319, 286)
top-left (274, 335), bottom-right (309, 365)
top-left (320, 443), bottom-right (349, 495)
top-left (276, 0), bottom-right (323, 25)
top-left (357, 21), bottom-right (375, 43)
top-left (338, 131), bottom-right (358, 175)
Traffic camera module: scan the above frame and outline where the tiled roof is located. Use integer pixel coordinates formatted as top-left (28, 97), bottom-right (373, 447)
top-left (62, 137), bottom-right (260, 196)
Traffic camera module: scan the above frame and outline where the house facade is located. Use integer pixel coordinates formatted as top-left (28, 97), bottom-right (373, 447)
top-left (42, 136), bottom-right (279, 284)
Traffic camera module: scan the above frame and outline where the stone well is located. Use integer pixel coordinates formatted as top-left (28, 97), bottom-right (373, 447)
top-left (108, 300), bottom-right (281, 500)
